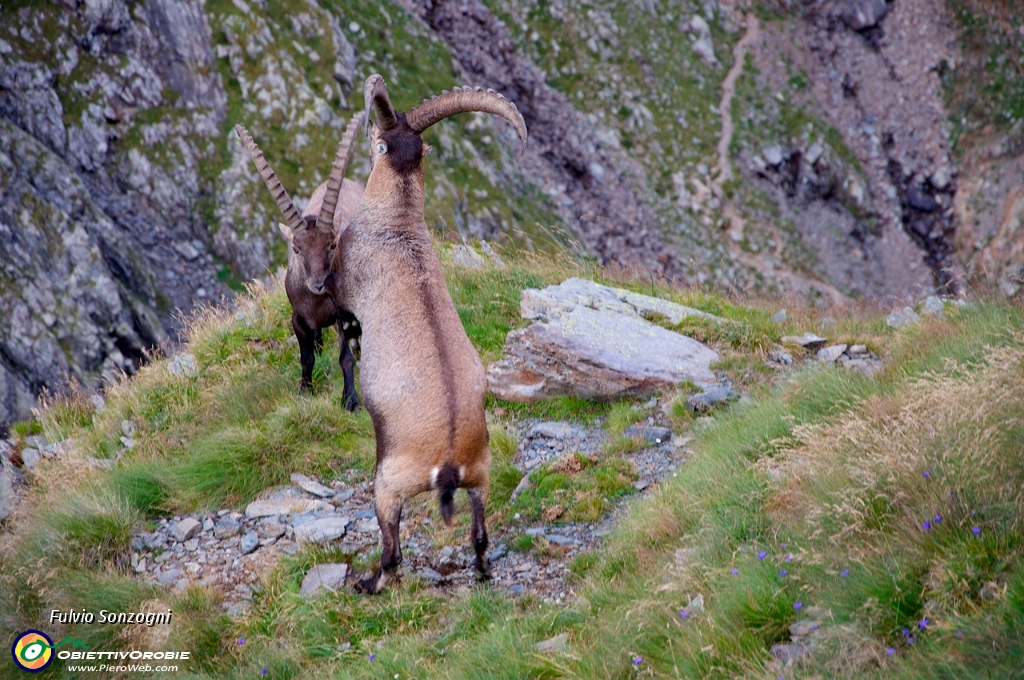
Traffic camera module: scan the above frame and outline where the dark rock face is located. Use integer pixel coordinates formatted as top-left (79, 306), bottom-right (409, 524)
top-left (0, 0), bottom-right (227, 423)
top-left (404, 0), bottom-right (683, 277)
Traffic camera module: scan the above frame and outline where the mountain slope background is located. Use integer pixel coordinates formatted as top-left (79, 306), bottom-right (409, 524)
top-left (1, 0), bottom-right (1022, 424)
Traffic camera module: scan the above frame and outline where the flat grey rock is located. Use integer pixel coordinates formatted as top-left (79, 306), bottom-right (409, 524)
top-left (520, 278), bottom-right (723, 326)
top-left (290, 472), bottom-right (334, 498)
top-left (841, 0), bottom-right (888, 30)
top-left (293, 516), bottom-right (350, 544)
top-left (817, 344), bottom-right (848, 362)
top-left (167, 353), bottom-right (199, 378)
top-left (770, 641), bottom-right (811, 665)
top-left (535, 632), bottom-right (568, 653)
top-left (529, 421), bottom-right (582, 439)
top-left (770, 309), bottom-right (787, 323)
top-left (300, 563), bottom-right (349, 596)
top-left (780, 333), bottom-right (828, 349)
top-left (21, 448), bottom-right (41, 469)
top-left (156, 568), bottom-right (184, 587)
top-left (546, 534), bottom-right (575, 545)
top-left (256, 521), bottom-right (286, 540)
top-left (489, 303), bottom-right (719, 402)
top-left (171, 518), bottom-right (202, 543)
top-left (245, 488), bottom-right (333, 518)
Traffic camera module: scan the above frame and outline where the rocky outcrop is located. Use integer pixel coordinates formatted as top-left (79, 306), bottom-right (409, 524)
top-left (487, 279), bottom-right (720, 401)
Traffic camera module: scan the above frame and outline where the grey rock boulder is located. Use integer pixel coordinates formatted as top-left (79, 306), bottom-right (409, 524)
top-left (489, 280), bottom-right (720, 402)
top-left (686, 386), bottom-right (739, 413)
top-left (299, 563), bottom-right (349, 596)
top-left (289, 473), bottom-right (334, 498)
top-left (245, 487), bottom-right (333, 518)
top-left (171, 518), bottom-right (202, 543)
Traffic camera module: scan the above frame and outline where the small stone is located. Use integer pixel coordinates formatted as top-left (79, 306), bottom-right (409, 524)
top-left (184, 538), bottom-right (199, 552)
top-left (546, 534), bottom-right (575, 545)
top-left (805, 143), bottom-right (823, 165)
top-left (622, 425), bottom-right (672, 445)
top-left (686, 386), bottom-right (739, 413)
top-left (847, 344), bottom-right (867, 355)
top-left (817, 344), bottom-right (848, 362)
top-left (770, 642), bottom-right (811, 665)
top-left (514, 562), bottom-right (534, 573)
top-left (167, 353), bottom-right (199, 378)
top-left (290, 473), bottom-right (334, 498)
top-left (171, 518), bottom-right (202, 543)
top-left (789, 619), bottom-right (819, 638)
top-left (240, 531), bottom-right (260, 555)
top-left (780, 333), bottom-right (828, 349)
top-left (770, 309), bottom-right (787, 323)
top-left (489, 543), bottom-right (507, 562)
top-left (510, 473), bottom-right (532, 502)
top-left (21, 448), bottom-right (40, 469)
top-left (763, 145), bottom-right (784, 167)
top-left (353, 517), bottom-right (379, 533)
top-left (529, 422), bottom-right (581, 439)
top-left (300, 563), bottom-right (349, 596)
top-left (525, 527), bottom-right (546, 537)
top-left (535, 632), bottom-right (568, 653)
top-left (509, 584), bottom-right (526, 595)
top-left (686, 593), bottom-right (704, 613)
top-left (202, 518), bottom-right (214, 532)
top-left (420, 567), bottom-right (444, 583)
top-left (245, 496), bottom-right (332, 518)
top-left (887, 307), bottom-right (921, 329)
top-left (333, 489), bottom-right (354, 503)
top-left (213, 518), bottom-right (242, 539)
top-left (841, 0), bottom-right (888, 30)
top-left (157, 568), bottom-right (184, 587)
top-left (633, 479), bottom-right (651, 491)
top-left (134, 558), bottom-right (147, 573)
top-left (921, 296), bottom-right (945, 316)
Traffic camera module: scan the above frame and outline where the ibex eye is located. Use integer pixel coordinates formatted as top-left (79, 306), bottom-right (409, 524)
top-left (293, 247), bottom-right (299, 254)
top-left (329, 243), bottom-right (337, 250)
top-left (376, 142), bottom-right (388, 154)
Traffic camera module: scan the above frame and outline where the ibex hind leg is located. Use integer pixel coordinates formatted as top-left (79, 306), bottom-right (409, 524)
top-left (338, 322), bottom-right (361, 412)
top-left (468, 487), bottom-right (491, 581)
top-left (355, 492), bottom-right (402, 594)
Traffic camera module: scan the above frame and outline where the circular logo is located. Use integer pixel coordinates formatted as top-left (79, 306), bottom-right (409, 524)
top-left (11, 630), bottom-right (54, 673)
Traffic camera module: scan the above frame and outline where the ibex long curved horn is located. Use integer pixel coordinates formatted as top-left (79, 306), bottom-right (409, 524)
top-left (364, 74), bottom-right (399, 133)
top-left (406, 86), bottom-right (528, 154)
top-left (316, 111), bottom-right (367, 233)
top-left (235, 124), bottom-right (303, 230)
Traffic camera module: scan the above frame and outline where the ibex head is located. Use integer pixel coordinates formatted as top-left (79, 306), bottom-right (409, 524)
top-left (362, 74), bottom-right (527, 189)
top-left (235, 112), bottom-right (366, 295)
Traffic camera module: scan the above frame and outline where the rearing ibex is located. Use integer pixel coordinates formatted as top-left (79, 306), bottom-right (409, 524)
top-left (235, 113), bottom-right (366, 409)
top-left (327, 75), bottom-right (527, 593)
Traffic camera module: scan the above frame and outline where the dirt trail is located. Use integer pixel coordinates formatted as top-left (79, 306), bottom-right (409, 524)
top-left (712, 10), bottom-right (845, 304)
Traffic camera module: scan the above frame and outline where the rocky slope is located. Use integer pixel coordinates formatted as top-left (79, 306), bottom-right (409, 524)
top-left (1, 0), bottom-right (1022, 424)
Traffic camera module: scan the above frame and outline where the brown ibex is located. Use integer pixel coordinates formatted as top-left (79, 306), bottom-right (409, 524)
top-left (235, 113), bottom-right (366, 409)
top-left (326, 75), bottom-right (527, 593)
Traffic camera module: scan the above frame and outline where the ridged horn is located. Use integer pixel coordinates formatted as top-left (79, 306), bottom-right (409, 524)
top-left (234, 124), bottom-right (303, 230)
top-left (363, 74), bottom-right (399, 132)
top-left (406, 86), bottom-right (528, 153)
top-left (316, 111), bottom-right (367, 233)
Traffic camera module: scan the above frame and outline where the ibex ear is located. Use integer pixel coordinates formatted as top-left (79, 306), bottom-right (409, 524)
top-left (278, 223), bottom-right (294, 243)
top-left (423, 144), bottom-right (434, 156)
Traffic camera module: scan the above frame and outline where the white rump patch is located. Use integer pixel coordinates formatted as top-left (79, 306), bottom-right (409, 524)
top-left (430, 466), bottom-right (440, 488)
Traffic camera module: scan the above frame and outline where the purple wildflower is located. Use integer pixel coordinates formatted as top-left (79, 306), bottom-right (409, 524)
top-left (781, 544), bottom-right (788, 549)
top-left (794, 602), bottom-right (803, 611)
top-left (901, 629), bottom-right (910, 637)
top-left (907, 636), bottom-right (915, 643)
top-left (840, 569), bottom-right (850, 577)
top-left (923, 470), bottom-right (931, 479)
top-left (680, 610), bottom-right (690, 619)
top-left (262, 668), bottom-right (268, 677)
top-left (922, 520), bottom-right (931, 531)
top-left (780, 569), bottom-right (789, 577)
top-left (757, 551), bottom-right (768, 561)
top-left (934, 515), bottom-right (942, 523)
top-left (918, 618), bottom-right (929, 630)
top-left (955, 630), bottom-right (964, 638)
top-left (886, 647), bottom-right (896, 656)
top-left (972, 526), bottom-right (982, 535)
top-left (237, 638), bottom-right (245, 645)
top-left (731, 568), bottom-right (739, 575)
top-left (369, 654), bottom-right (375, 661)
top-left (633, 656), bottom-right (643, 666)
top-left (785, 554), bottom-right (792, 562)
